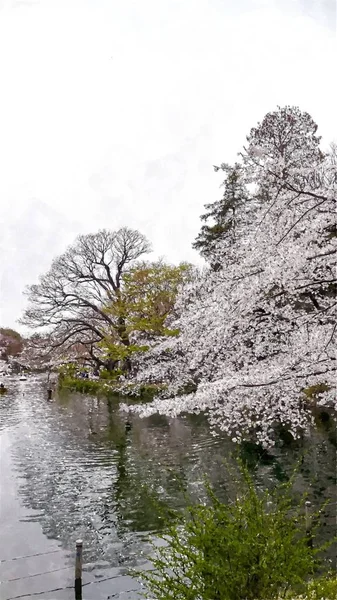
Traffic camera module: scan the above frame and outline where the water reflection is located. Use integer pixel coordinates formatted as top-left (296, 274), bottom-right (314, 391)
top-left (1, 378), bottom-right (336, 581)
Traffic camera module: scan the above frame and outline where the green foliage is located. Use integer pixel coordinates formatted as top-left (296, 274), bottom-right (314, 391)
top-left (105, 260), bottom-right (193, 340)
top-left (295, 574), bottom-right (337, 600)
top-left (136, 383), bottom-right (167, 400)
top-left (59, 376), bottom-right (102, 395)
top-left (99, 340), bottom-right (149, 363)
top-left (58, 375), bottom-right (165, 400)
top-left (88, 260), bottom-right (193, 374)
top-left (138, 462), bottom-right (336, 600)
top-left (193, 163), bottom-right (249, 263)
top-left (302, 383), bottom-right (330, 401)
top-left (0, 327), bottom-right (22, 340)
top-left (96, 260), bottom-right (193, 372)
top-left (99, 368), bottom-right (124, 380)
top-left (58, 362), bottom-right (78, 379)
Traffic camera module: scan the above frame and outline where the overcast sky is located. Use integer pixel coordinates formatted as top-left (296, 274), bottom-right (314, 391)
top-left (0, 0), bottom-right (336, 332)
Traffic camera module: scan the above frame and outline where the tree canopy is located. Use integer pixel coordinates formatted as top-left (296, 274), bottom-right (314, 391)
top-left (20, 227), bottom-right (152, 370)
top-left (125, 106), bottom-right (336, 447)
top-left (0, 328), bottom-right (23, 359)
top-left (20, 228), bottom-right (192, 374)
top-left (97, 260), bottom-right (194, 371)
top-left (193, 163), bottom-right (250, 265)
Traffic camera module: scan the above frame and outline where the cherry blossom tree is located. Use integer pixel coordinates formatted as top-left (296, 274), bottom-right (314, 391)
top-left (16, 333), bottom-right (70, 372)
top-left (124, 107), bottom-right (336, 447)
top-left (241, 104), bottom-right (325, 196)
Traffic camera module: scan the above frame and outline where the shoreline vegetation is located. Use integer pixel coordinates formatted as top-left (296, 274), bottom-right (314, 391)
top-left (58, 374), bottom-right (164, 401)
top-left (58, 373), bottom-right (333, 408)
top-left (137, 461), bottom-right (337, 600)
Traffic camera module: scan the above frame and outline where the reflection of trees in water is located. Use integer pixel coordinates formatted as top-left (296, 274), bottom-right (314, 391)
top-left (236, 414), bottom-right (337, 565)
top-left (97, 401), bottom-right (190, 538)
top-left (11, 393), bottom-right (117, 564)
top-left (104, 405), bottom-right (336, 548)
top-left (9, 389), bottom-right (336, 568)
top-left (0, 384), bottom-right (29, 430)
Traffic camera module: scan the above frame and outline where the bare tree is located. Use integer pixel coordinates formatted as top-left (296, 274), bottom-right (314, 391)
top-left (20, 227), bottom-right (151, 370)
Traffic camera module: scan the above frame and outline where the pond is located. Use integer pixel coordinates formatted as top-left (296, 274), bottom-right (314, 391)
top-left (0, 378), bottom-right (336, 599)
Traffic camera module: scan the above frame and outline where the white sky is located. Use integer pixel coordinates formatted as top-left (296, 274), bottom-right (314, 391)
top-left (0, 0), bottom-right (336, 331)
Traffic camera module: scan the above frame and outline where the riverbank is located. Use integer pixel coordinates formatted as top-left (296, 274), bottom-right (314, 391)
top-left (58, 375), bottom-right (164, 402)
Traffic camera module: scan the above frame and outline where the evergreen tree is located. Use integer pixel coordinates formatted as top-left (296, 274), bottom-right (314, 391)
top-left (193, 163), bottom-right (250, 266)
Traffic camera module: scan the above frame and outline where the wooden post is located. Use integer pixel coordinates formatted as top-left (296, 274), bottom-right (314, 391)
top-left (305, 501), bottom-right (313, 548)
top-left (75, 539), bottom-right (83, 599)
top-left (47, 388), bottom-right (52, 400)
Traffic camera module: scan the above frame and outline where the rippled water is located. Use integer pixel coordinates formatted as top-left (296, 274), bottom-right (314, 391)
top-left (0, 378), bottom-right (336, 599)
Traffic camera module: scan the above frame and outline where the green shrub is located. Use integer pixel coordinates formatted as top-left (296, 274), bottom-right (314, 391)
top-left (58, 376), bottom-right (102, 395)
top-left (58, 362), bottom-right (78, 379)
top-left (99, 368), bottom-right (124, 380)
top-left (58, 375), bottom-right (165, 400)
top-left (138, 462), bottom-right (336, 600)
top-left (302, 383), bottom-right (330, 403)
top-left (138, 383), bottom-right (167, 399)
top-left (293, 574), bottom-right (337, 600)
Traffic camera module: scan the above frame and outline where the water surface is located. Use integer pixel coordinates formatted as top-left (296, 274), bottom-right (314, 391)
top-left (0, 378), bottom-right (336, 599)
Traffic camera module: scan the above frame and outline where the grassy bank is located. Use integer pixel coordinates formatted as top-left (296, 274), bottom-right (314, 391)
top-left (58, 375), bottom-right (164, 402)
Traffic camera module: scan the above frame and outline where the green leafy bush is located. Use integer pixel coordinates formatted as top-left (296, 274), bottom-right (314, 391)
top-left (58, 376), bottom-right (102, 395)
top-left (58, 375), bottom-right (164, 400)
top-left (99, 368), bottom-right (124, 380)
top-left (294, 574), bottom-right (337, 600)
top-left (139, 463), bottom-right (336, 600)
top-left (58, 362), bottom-right (79, 379)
